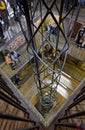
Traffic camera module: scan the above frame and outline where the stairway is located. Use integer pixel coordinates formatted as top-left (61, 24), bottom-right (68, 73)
top-left (0, 74), bottom-right (39, 130)
top-left (0, 58), bottom-right (85, 130)
top-left (54, 84), bottom-right (85, 130)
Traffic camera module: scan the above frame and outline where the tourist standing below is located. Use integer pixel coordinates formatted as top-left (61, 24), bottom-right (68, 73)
top-left (10, 51), bottom-right (21, 65)
top-left (5, 52), bottom-right (15, 70)
top-left (42, 44), bottom-right (56, 59)
top-left (76, 27), bottom-right (84, 47)
top-left (7, 0), bottom-right (18, 21)
top-left (45, 24), bottom-right (52, 40)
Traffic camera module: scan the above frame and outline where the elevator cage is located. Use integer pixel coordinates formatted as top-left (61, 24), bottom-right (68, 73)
top-left (18, 0), bottom-right (81, 108)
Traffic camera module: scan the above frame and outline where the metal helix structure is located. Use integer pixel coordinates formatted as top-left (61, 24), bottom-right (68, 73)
top-left (21, 0), bottom-right (81, 109)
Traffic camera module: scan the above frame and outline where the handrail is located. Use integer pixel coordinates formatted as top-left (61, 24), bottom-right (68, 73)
top-left (0, 112), bottom-right (35, 124)
top-left (0, 74), bottom-right (39, 130)
top-left (0, 81), bottom-right (13, 95)
top-left (55, 123), bottom-right (85, 130)
top-left (58, 111), bottom-right (85, 121)
top-left (55, 81), bottom-right (85, 130)
top-left (0, 91), bottom-right (29, 115)
top-left (0, 81), bottom-right (20, 102)
top-left (14, 126), bottom-right (39, 130)
top-left (0, 91), bottom-right (20, 105)
top-left (67, 95), bottom-right (85, 110)
top-left (74, 87), bottom-right (85, 101)
top-left (81, 86), bottom-right (85, 91)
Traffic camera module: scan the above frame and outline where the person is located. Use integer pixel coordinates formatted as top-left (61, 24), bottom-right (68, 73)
top-left (76, 27), bottom-right (84, 47)
top-left (0, 0), bottom-right (9, 30)
top-left (52, 27), bottom-right (59, 36)
top-left (0, 15), bottom-right (4, 40)
top-left (45, 24), bottom-right (52, 40)
top-left (10, 51), bottom-right (21, 64)
top-left (7, 0), bottom-right (18, 21)
top-left (42, 44), bottom-right (55, 59)
top-left (80, 32), bottom-right (85, 48)
top-left (51, 23), bottom-right (59, 42)
top-left (4, 52), bottom-right (15, 70)
top-left (4, 49), bottom-right (10, 54)
top-left (12, 74), bottom-right (21, 86)
top-left (45, 24), bottom-right (52, 32)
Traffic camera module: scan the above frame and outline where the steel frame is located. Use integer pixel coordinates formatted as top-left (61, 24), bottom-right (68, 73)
top-left (22, 0), bottom-right (81, 108)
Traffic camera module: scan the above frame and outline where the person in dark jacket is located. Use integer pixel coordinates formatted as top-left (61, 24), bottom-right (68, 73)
top-left (7, 0), bottom-right (18, 21)
top-left (0, 0), bottom-right (9, 30)
top-left (76, 27), bottom-right (84, 46)
top-left (0, 16), bottom-right (4, 40)
top-left (42, 44), bottom-right (56, 59)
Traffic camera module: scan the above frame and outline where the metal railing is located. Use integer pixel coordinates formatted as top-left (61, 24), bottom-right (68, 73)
top-left (55, 85), bottom-right (85, 130)
top-left (0, 74), bottom-right (39, 130)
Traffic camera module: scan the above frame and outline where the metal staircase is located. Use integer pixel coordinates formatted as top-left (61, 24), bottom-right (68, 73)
top-left (0, 0), bottom-right (85, 130)
top-left (0, 71), bottom-right (85, 130)
top-left (55, 81), bottom-right (85, 130)
top-left (0, 74), bottom-right (39, 130)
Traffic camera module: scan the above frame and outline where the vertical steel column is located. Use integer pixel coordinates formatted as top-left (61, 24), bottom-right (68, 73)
top-left (22, 0), bottom-right (42, 96)
top-left (51, 0), bottom-right (64, 97)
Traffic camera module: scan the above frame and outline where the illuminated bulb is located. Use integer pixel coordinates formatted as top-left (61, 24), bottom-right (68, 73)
top-left (45, 92), bottom-right (48, 95)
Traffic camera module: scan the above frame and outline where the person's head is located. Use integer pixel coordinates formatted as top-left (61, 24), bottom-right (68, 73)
top-left (4, 49), bottom-right (10, 54)
top-left (48, 21), bottom-right (51, 26)
top-left (45, 44), bottom-right (50, 50)
top-left (11, 51), bottom-right (14, 55)
top-left (4, 52), bottom-right (9, 56)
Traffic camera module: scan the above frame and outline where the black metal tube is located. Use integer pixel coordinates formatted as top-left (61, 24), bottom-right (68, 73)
top-left (0, 80), bottom-right (13, 93)
top-left (0, 112), bottom-right (35, 124)
top-left (31, 0), bottom-right (40, 19)
top-left (27, 11), bottom-right (49, 46)
top-left (22, 0), bottom-right (33, 43)
top-left (0, 79), bottom-right (7, 86)
top-left (22, 0), bottom-right (43, 96)
top-left (14, 126), bottom-right (39, 130)
top-left (42, 0), bottom-right (56, 11)
top-left (51, 0), bottom-right (64, 93)
top-left (74, 88), bottom-right (85, 101)
top-left (55, 123), bottom-right (85, 129)
top-left (62, 6), bottom-right (75, 21)
top-left (0, 82), bottom-right (13, 95)
top-left (81, 86), bottom-right (85, 91)
top-left (58, 111), bottom-right (85, 121)
top-left (67, 95), bottom-right (85, 110)
top-left (0, 91), bottom-right (29, 114)
top-left (0, 91), bottom-right (20, 106)
top-left (0, 82), bottom-right (20, 103)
